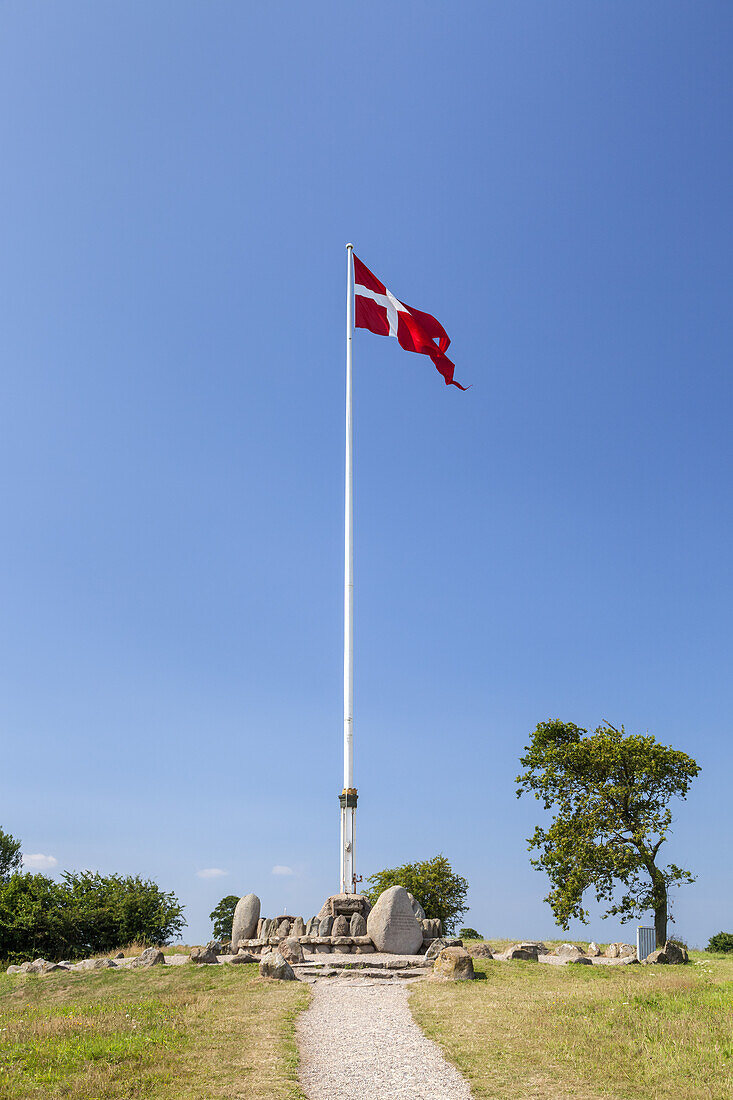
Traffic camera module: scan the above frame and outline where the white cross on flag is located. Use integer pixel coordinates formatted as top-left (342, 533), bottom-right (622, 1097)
top-left (353, 254), bottom-right (467, 389)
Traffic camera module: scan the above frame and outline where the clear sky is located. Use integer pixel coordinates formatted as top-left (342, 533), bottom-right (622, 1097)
top-left (1, 1), bottom-right (731, 948)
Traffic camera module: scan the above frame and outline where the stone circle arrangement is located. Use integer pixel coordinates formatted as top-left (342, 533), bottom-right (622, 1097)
top-left (5, 883), bottom-right (690, 981)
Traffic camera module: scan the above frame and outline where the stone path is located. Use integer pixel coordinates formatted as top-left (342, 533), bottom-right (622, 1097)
top-left (297, 978), bottom-right (473, 1100)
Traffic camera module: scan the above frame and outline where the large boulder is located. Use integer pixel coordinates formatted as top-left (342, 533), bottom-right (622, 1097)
top-left (433, 947), bottom-right (474, 980)
top-left (131, 947), bottom-right (165, 968)
top-left (556, 945), bottom-right (587, 963)
top-left (644, 940), bottom-right (688, 965)
top-left (425, 938), bottom-right (448, 960)
top-left (367, 886), bottom-right (423, 955)
top-left (259, 950), bottom-right (296, 981)
top-left (230, 951), bottom-right (256, 964)
top-left (277, 919), bottom-right (291, 939)
top-left (77, 957), bottom-right (117, 970)
top-left (279, 937), bottom-right (304, 964)
top-left (231, 894), bottom-right (261, 950)
top-left (318, 916), bottom-right (334, 936)
top-left (467, 942), bottom-right (494, 959)
top-left (605, 943), bottom-right (620, 958)
top-left (587, 942), bottom-right (601, 957)
top-left (505, 945), bottom-right (538, 961)
top-left (292, 917), bottom-right (306, 938)
top-left (190, 942), bottom-right (220, 964)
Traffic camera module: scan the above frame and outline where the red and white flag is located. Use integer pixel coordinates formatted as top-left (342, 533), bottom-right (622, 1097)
top-left (353, 254), bottom-right (467, 390)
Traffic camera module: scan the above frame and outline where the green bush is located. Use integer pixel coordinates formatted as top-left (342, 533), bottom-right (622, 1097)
top-left (707, 931), bottom-right (733, 954)
top-left (0, 870), bottom-right (185, 964)
top-left (364, 854), bottom-right (469, 934)
top-left (459, 927), bottom-right (482, 940)
top-left (210, 895), bottom-right (240, 940)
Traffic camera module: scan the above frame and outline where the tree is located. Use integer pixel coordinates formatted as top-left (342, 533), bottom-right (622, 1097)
top-left (0, 870), bottom-right (186, 964)
top-left (364, 855), bottom-right (469, 934)
top-left (707, 932), bottom-right (733, 954)
top-left (516, 719), bottom-right (700, 946)
top-left (0, 874), bottom-right (73, 963)
top-left (209, 895), bottom-right (240, 941)
top-left (0, 826), bottom-right (22, 882)
top-left (61, 871), bottom-right (186, 950)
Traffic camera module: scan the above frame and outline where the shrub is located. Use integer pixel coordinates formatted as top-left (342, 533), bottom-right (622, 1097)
top-left (364, 855), bottom-right (469, 934)
top-left (0, 870), bottom-right (186, 964)
top-left (62, 871), bottom-right (185, 952)
top-left (459, 927), bottom-right (482, 940)
top-left (0, 873), bottom-right (74, 963)
top-left (707, 931), bottom-right (733, 954)
top-left (210, 895), bottom-right (240, 940)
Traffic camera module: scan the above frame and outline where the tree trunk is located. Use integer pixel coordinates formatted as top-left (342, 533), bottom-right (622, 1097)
top-left (654, 890), bottom-right (668, 946)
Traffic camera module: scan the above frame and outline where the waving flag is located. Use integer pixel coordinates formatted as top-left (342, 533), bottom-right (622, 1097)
top-left (353, 254), bottom-right (467, 390)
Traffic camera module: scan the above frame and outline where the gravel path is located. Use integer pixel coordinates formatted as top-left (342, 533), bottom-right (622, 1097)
top-left (298, 979), bottom-right (473, 1100)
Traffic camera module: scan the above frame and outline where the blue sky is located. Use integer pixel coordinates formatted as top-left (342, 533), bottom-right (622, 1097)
top-left (1, 1), bottom-right (731, 947)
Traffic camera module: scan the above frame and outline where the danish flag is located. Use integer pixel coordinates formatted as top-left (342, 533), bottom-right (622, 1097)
top-left (353, 254), bottom-right (467, 390)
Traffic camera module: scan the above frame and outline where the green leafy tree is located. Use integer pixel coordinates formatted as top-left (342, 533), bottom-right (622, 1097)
top-left (0, 870), bottom-right (186, 964)
top-left (209, 895), bottom-right (240, 941)
top-left (0, 826), bottom-right (22, 882)
top-left (517, 720), bottom-right (700, 947)
top-left (0, 874), bottom-right (73, 963)
top-left (61, 871), bottom-right (186, 951)
top-left (364, 855), bottom-right (468, 934)
top-left (707, 932), bottom-right (733, 954)
top-left (459, 927), bottom-right (482, 940)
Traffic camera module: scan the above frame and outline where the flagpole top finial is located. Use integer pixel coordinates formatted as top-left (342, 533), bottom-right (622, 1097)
top-left (346, 242), bottom-right (353, 250)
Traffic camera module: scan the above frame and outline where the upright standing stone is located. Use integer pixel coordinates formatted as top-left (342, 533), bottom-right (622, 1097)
top-left (256, 918), bottom-right (264, 937)
top-left (332, 915), bottom-right (349, 937)
top-left (277, 919), bottom-right (291, 939)
top-left (292, 916), bottom-right (306, 938)
top-left (231, 894), bottom-right (261, 951)
top-left (319, 916), bottom-right (334, 937)
top-left (350, 912), bottom-right (367, 937)
top-left (367, 885), bottom-right (423, 954)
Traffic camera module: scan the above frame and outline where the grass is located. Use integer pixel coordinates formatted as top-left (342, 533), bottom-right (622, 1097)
top-left (409, 948), bottom-right (733, 1100)
top-left (0, 962), bottom-right (309, 1099)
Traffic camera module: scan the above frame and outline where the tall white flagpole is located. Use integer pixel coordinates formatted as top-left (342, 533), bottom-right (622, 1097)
top-left (340, 243), bottom-right (357, 894)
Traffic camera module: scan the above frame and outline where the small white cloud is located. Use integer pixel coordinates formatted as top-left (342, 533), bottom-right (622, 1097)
top-left (271, 865), bottom-right (294, 876)
top-left (196, 868), bottom-right (228, 879)
top-left (23, 853), bottom-right (58, 871)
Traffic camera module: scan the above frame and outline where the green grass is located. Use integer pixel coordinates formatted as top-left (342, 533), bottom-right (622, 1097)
top-left (410, 950), bottom-right (733, 1100)
top-left (0, 963), bottom-right (309, 1099)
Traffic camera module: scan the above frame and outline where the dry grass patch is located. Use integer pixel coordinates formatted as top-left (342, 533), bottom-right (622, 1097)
top-left (409, 951), bottom-right (733, 1100)
top-left (0, 963), bottom-right (309, 1100)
